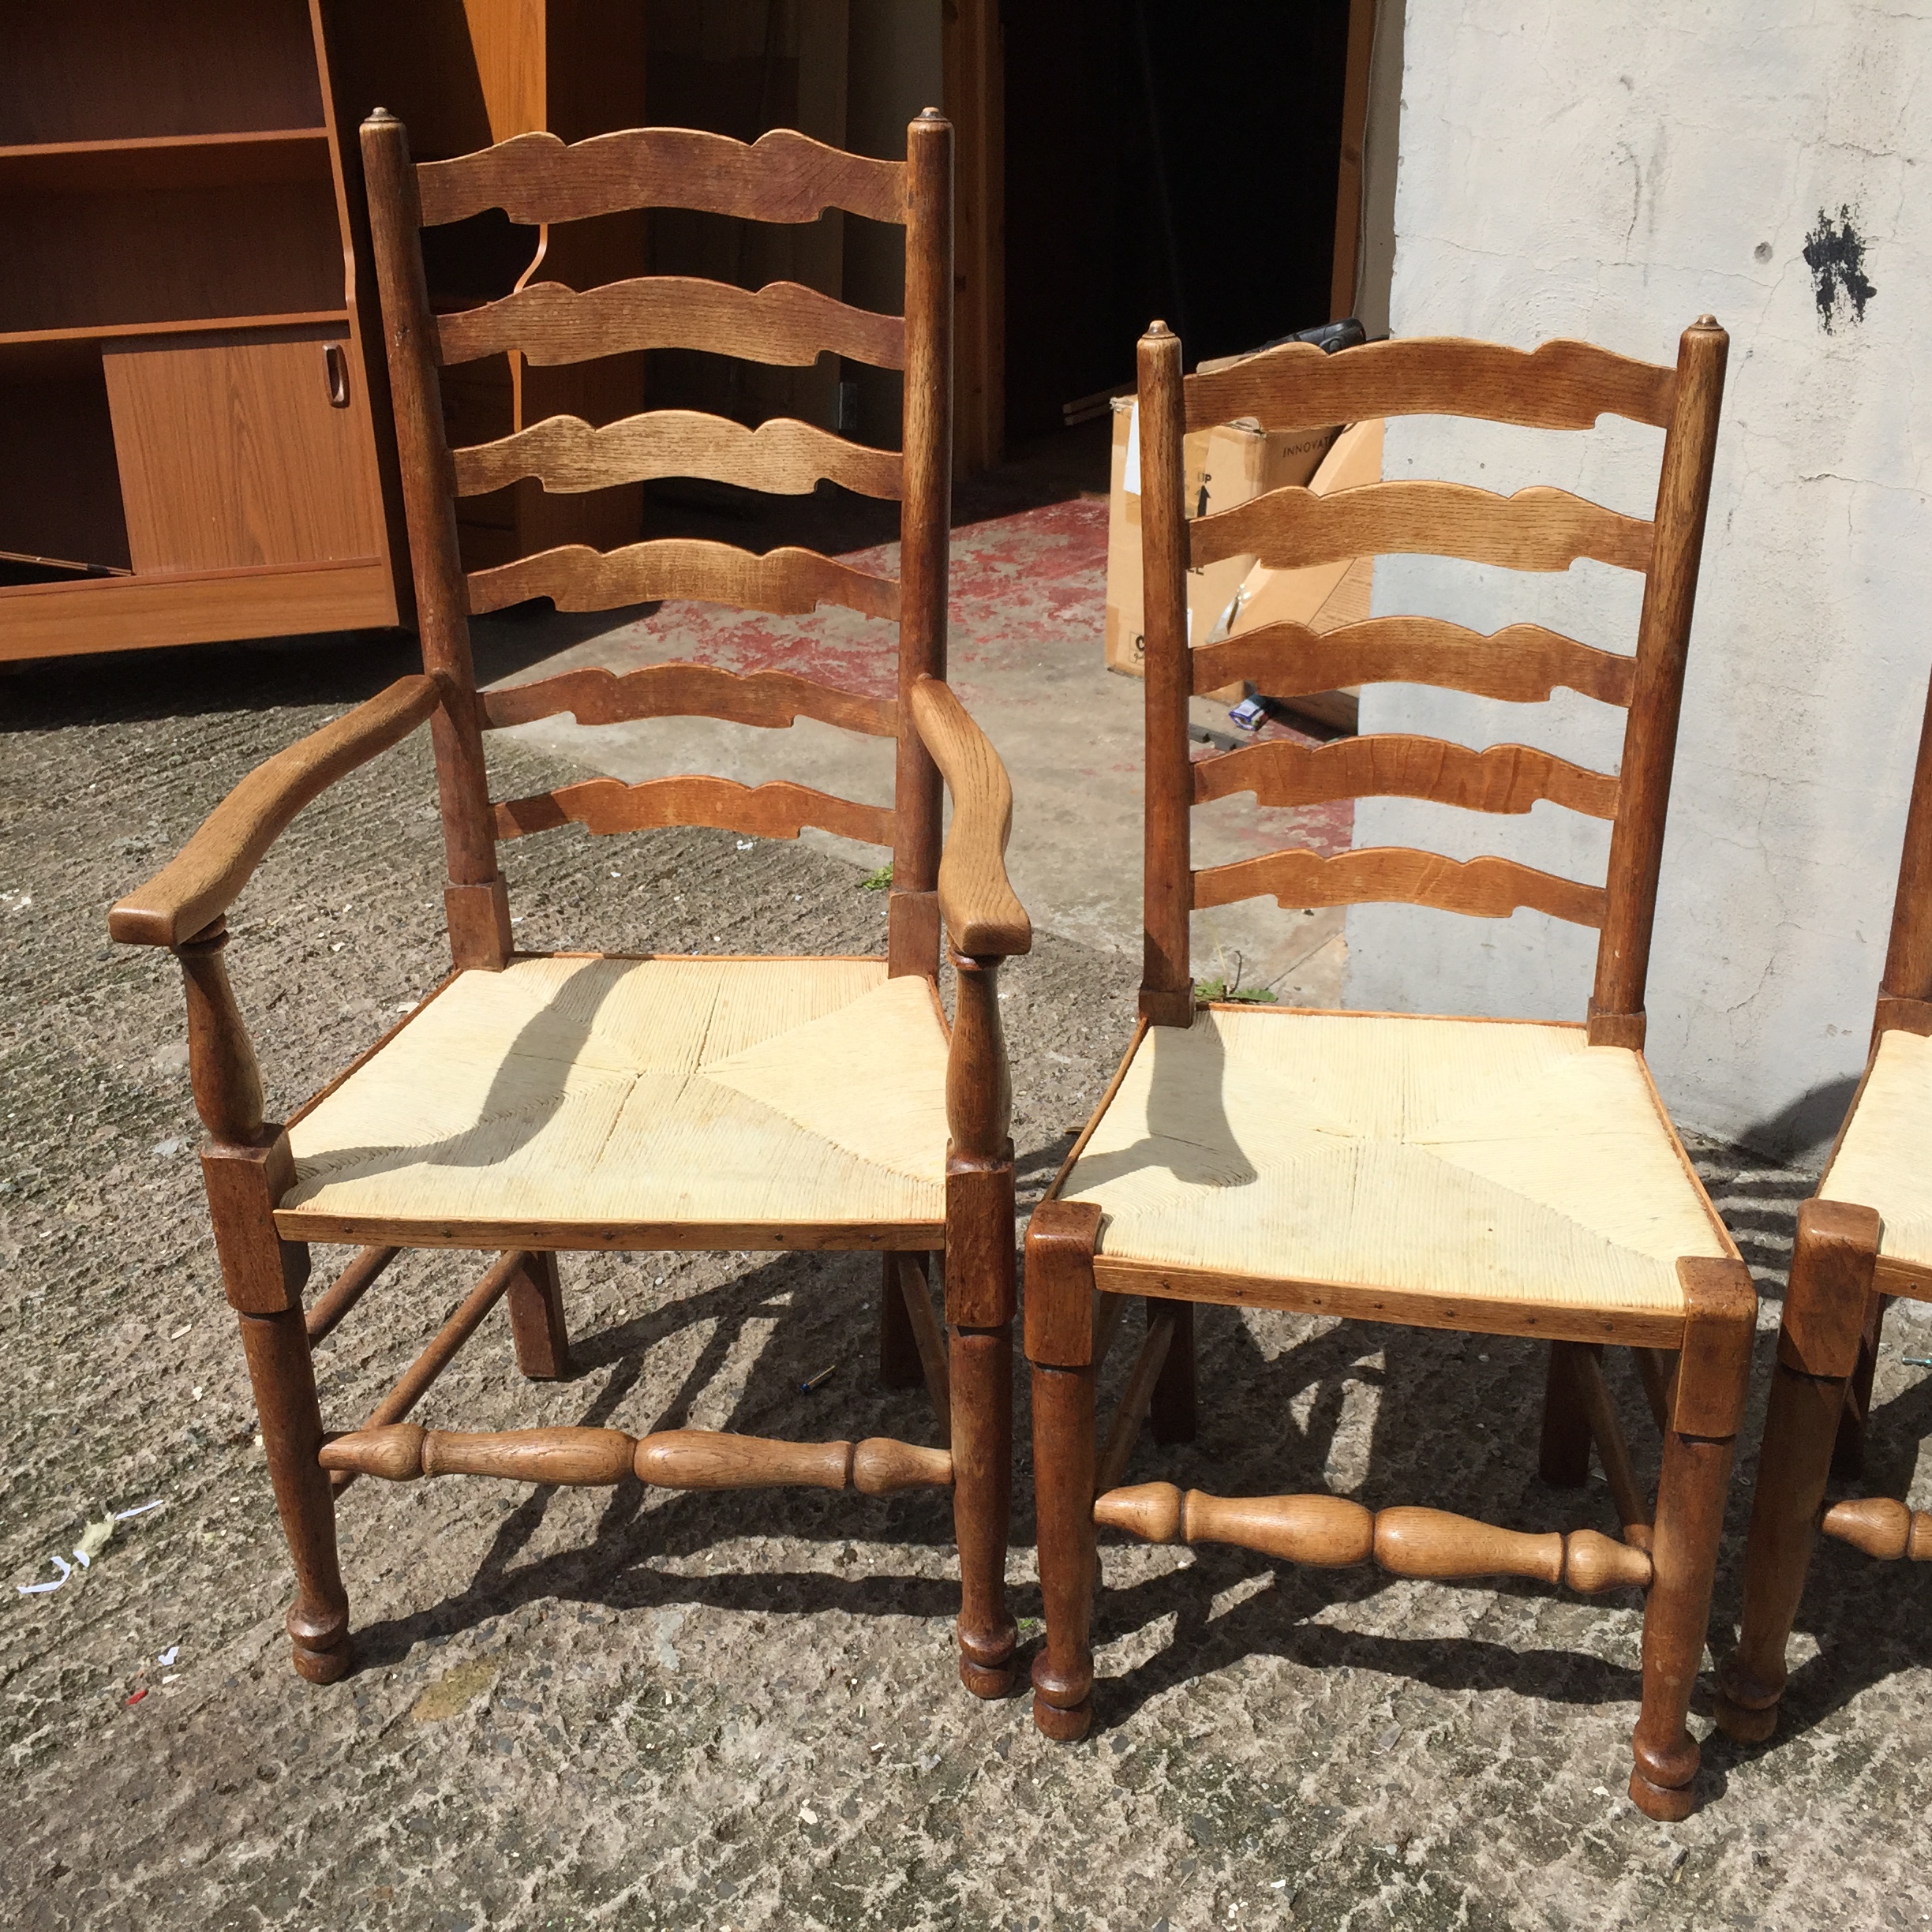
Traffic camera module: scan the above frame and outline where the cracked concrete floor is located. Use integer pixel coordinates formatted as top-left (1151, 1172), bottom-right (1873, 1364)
top-left (5, 630), bottom-right (1932, 1932)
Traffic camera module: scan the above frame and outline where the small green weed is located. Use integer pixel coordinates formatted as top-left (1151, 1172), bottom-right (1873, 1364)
top-left (859, 863), bottom-right (893, 891)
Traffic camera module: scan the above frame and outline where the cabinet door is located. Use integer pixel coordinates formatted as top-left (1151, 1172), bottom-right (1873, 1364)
top-left (103, 326), bottom-right (384, 573)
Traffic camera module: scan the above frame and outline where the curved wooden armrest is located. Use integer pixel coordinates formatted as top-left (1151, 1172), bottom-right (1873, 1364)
top-left (908, 674), bottom-right (1032, 958)
top-left (108, 675), bottom-right (444, 948)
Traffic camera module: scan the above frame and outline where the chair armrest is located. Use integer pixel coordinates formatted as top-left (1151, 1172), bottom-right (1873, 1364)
top-left (908, 674), bottom-right (1032, 959)
top-left (108, 674), bottom-right (444, 948)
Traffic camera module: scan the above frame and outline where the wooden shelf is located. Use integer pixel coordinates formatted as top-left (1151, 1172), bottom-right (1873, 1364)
top-left (0, 129), bottom-right (332, 194)
top-left (0, 310), bottom-right (351, 354)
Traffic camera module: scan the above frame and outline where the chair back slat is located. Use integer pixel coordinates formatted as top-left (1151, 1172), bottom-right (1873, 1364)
top-left (465, 538), bottom-right (900, 622)
top-left (437, 275), bottom-right (907, 373)
top-left (1185, 335), bottom-right (1677, 435)
top-left (1189, 617), bottom-right (1636, 710)
top-left (1189, 481), bottom-right (1654, 577)
top-left (492, 775), bottom-right (892, 849)
top-left (1192, 848), bottom-right (1608, 930)
top-left (1193, 736), bottom-right (1619, 822)
top-left (481, 665), bottom-right (897, 739)
top-left (417, 125), bottom-right (908, 229)
top-left (454, 409), bottom-right (902, 501)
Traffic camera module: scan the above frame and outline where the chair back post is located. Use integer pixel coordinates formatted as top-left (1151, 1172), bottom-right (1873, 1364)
top-left (360, 109), bottom-right (511, 972)
top-left (1588, 316), bottom-right (1728, 1046)
top-left (889, 108), bottom-right (954, 978)
top-left (1881, 677), bottom-right (1932, 1006)
top-left (1137, 320), bottom-right (1195, 1028)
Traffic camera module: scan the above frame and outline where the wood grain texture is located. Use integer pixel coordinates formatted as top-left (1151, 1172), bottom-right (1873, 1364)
top-left (1191, 845), bottom-right (1608, 927)
top-left (1190, 616), bottom-right (1637, 708)
top-left (1820, 1496), bottom-right (1932, 1561)
top-left (438, 276), bottom-right (907, 372)
top-left (321, 1421), bottom-right (953, 1492)
top-left (909, 674), bottom-right (1031, 957)
top-left (1592, 320), bottom-right (1728, 1028)
top-left (417, 125), bottom-right (907, 228)
top-left (1094, 1483), bottom-right (1652, 1590)
top-left (452, 409), bottom-right (904, 500)
top-left (482, 663), bottom-right (897, 739)
top-left (108, 674), bottom-right (441, 946)
top-left (491, 774), bottom-right (891, 848)
top-left (466, 538), bottom-right (900, 620)
top-left (1191, 480), bottom-right (1655, 575)
top-left (1185, 335), bottom-right (1677, 435)
top-left (1193, 735), bottom-right (1619, 821)
top-left (174, 919), bottom-right (265, 1143)
top-left (889, 110), bottom-right (953, 965)
top-left (1139, 322), bottom-right (1194, 1024)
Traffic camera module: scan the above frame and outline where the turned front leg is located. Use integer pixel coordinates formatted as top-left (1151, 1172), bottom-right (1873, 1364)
top-left (945, 952), bottom-right (1018, 1695)
top-left (1717, 1201), bottom-right (1878, 1743)
top-left (179, 919), bottom-right (350, 1682)
top-left (1629, 1259), bottom-right (1755, 1820)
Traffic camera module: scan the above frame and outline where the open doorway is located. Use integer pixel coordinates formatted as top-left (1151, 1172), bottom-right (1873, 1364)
top-left (1003, 0), bottom-right (1357, 447)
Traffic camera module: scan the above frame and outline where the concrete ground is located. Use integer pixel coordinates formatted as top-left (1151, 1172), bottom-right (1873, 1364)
top-left (5, 459), bottom-right (1932, 1930)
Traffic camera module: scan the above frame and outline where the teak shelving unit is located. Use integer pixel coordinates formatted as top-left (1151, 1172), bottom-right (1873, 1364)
top-left (0, 0), bottom-right (402, 662)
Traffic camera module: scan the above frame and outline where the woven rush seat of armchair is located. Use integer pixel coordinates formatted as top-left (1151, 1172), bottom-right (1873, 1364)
top-left (278, 957), bottom-right (950, 1247)
top-left (1817, 1026), bottom-right (1932, 1280)
top-left (1058, 1007), bottom-right (1728, 1332)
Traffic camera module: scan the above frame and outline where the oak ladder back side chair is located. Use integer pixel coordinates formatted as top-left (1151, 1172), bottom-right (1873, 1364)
top-left (107, 108), bottom-right (1035, 1702)
top-left (1024, 317), bottom-right (1754, 1820)
top-left (1717, 665), bottom-right (1932, 1743)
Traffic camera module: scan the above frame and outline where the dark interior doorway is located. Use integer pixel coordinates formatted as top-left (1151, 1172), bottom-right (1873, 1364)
top-left (1003, 0), bottom-right (1353, 445)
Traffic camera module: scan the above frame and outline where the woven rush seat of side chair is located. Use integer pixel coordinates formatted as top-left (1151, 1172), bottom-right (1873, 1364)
top-left (1059, 1006), bottom-right (1728, 1316)
top-left (1819, 1026), bottom-right (1932, 1271)
top-left (279, 955), bottom-right (949, 1239)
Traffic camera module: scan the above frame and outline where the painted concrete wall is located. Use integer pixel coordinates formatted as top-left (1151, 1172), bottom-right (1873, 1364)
top-left (1347, 2), bottom-right (1932, 1159)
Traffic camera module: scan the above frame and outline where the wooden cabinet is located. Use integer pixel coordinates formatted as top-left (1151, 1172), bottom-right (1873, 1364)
top-left (0, 0), bottom-right (404, 662)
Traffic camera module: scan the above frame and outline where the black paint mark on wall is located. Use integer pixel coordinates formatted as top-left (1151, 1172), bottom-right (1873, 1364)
top-left (1803, 206), bottom-right (1877, 332)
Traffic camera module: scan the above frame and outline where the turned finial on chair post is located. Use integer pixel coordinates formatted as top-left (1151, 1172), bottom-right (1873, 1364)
top-left (173, 915), bottom-right (266, 1144)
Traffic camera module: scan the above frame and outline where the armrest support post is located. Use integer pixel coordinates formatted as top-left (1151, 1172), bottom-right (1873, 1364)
top-left (948, 950), bottom-right (1012, 1163)
top-left (175, 917), bottom-right (265, 1144)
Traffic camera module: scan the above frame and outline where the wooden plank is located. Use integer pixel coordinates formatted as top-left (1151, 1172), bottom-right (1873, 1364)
top-left (1094, 1254), bottom-right (1686, 1350)
top-left (466, 538), bottom-right (900, 620)
top-left (1191, 846), bottom-right (1608, 928)
top-left (437, 275), bottom-right (907, 372)
top-left (416, 125), bottom-right (907, 228)
top-left (1185, 336), bottom-right (1677, 435)
top-left (1329, 0), bottom-right (1376, 322)
top-left (483, 663), bottom-right (897, 738)
top-left (453, 408), bottom-right (904, 500)
top-left (491, 774), bottom-right (893, 848)
top-left (1193, 735), bottom-right (1620, 821)
top-left (1191, 615), bottom-right (1637, 708)
top-left (1191, 480), bottom-right (1655, 575)
top-left (275, 1208), bottom-right (945, 1249)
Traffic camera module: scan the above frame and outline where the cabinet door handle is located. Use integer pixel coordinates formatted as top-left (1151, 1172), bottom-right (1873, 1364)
top-left (324, 343), bottom-right (350, 408)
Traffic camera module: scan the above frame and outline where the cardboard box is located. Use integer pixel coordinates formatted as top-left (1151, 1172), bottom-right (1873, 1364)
top-left (1103, 399), bottom-right (1340, 683)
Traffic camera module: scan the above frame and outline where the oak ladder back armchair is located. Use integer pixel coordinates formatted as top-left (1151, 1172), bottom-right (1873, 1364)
top-left (107, 109), bottom-right (1033, 1702)
top-left (1024, 318), bottom-right (1754, 1820)
top-left (1717, 663), bottom-right (1932, 1743)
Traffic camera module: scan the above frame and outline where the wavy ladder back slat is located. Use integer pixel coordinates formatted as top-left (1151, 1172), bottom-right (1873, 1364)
top-left (453, 410), bottom-right (904, 500)
top-left (416, 125), bottom-right (908, 229)
top-left (1189, 616), bottom-right (1638, 710)
top-left (1183, 335), bottom-right (1679, 436)
top-left (492, 775), bottom-right (893, 850)
top-left (482, 665), bottom-right (897, 739)
top-left (437, 276), bottom-right (908, 373)
top-left (1133, 316), bottom-right (1727, 1043)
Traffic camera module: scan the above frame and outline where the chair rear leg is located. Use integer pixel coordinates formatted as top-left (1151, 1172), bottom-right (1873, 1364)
top-left (878, 1251), bottom-right (925, 1388)
top-left (1148, 1300), bottom-right (1196, 1444)
top-left (1629, 1259), bottom-right (1754, 1821)
top-left (1717, 1201), bottom-right (1879, 1743)
top-left (238, 1305), bottom-right (350, 1683)
top-left (507, 1250), bottom-right (571, 1380)
top-left (1538, 1339), bottom-right (1593, 1487)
